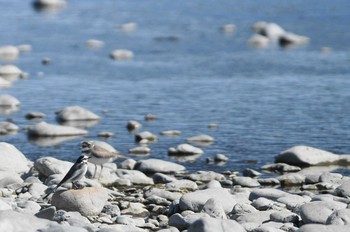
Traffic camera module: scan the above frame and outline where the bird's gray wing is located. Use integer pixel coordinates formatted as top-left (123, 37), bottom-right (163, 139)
top-left (92, 145), bottom-right (126, 158)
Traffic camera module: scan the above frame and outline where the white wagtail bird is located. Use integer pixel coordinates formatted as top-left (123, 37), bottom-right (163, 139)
top-left (81, 141), bottom-right (126, 179)
top-left (43, 155), bottom-right (90, 200)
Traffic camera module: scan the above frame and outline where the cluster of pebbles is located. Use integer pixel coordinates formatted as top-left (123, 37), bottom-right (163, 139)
top-left (1, 141), bottom-right (350, 232)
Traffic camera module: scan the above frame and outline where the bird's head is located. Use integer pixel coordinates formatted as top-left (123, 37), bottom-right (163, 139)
top-left (81, 141), bottom-right (93, 152)
top-left (76, 155), bottom-right (90, 164)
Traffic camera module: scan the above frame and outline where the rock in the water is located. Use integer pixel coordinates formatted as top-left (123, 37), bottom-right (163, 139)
top-left (86, 39), bottom-right (104, 48)
top-left (275, 146), bottom-right (341, 166)
top-left (186, 134), bottom-right (214, 143)
top-left (188, 171), bottom-right (225, 182)
top-left (179, 188), bottom-right (237, 213)
top-left (0, 142), bottom-right (30, 173)
top-left (214, 154), bottom-right (229, 162)
top-left (0, 94), bottom-right (20, 106)
top-left (0, 121), bottom-right (19, 134)
top-left (110, 49), bottom-right (134, 60)
top-left (261, 163), bottom-right (301, 173)
top-left (126, 120), bottom-right (142, 130)
top-left (135, 131), bottom-right (157, 143)
top-left (0, 46), bottom-right (19, 61)
top-left (220, 24), bottom-right (236, 33)
top-left (28, 122), bottom-right (88, 136)
top-left (135, 159), bottom-right (186, 174)
top-left (25, 111), bottom-right (46, 120)
top-left (279, 32), bottom-right (309, 47)
top-left (0, 77), bottom-right (11, 88)
top-left (115, 169), bottom-right (154, 185)
top-left (51, 187), bottom-right (108, 216)
top-left (188, 217), bottom-right (246, 232)
top-left (300, 201), bottom-right (347, 224)
top-left (232, 176), bottom-right (260, 187)
top-left (248, 34), bottom-right (270, 48)
top-left (168, 144), bottom-right (204, 156)
top-left (56, 106), bottom-right (100, 121)
top-left (118, 22), bottom-right (137, 31)
top-left (160, 130), bottom-right (182, 136)
top-left (0, 65), bottom-right (22, 78)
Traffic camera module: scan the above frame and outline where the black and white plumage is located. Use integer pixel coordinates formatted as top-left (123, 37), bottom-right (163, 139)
top-left (43, 155), bottom-right (90, 200)
top-left (81, 141), bottom-right (126, 179)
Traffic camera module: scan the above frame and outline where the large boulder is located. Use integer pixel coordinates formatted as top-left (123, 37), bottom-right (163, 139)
top-left (0, 142), bottom-right (31, 173)
top-left (55, 106), bottom-right (100, 121)
top-left (51, 187), bottom-right (108, 216)
top-left (179, 188), bottom-right (237, 213)
top-left (28, 122), bottom-right (88, 137)
top-left (134, 159), bottom-right (186, 174)
top-left (275, 146), bottom-right (342, 166)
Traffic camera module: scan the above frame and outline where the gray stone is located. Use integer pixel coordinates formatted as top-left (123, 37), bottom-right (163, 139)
top-left (252, 197), bottom-right (275, 211)
top-left (188, 217), bottom-right (246, 232)
top-left (326, 208), bottom-right (350, 225)
top-left (52, 210), bottom-right (91, 227)
top-left (160, 130), bottom-right (181, 136)
top-left (243, 168), bottom-right (261, 177)
top-left (179, 188), bottom-right (237, 213)
top-left (119, 158), bottom-right (137, 170)
top-left (275, 146), bottom-right (341, 166)
top-left (0, 170), bottom-right (23, 187)
top-left (206, 180), bottom-right (222, 188)
top-left (158, 227), bottom-right (180, 232)
top-left (200, 198), bottom-right (227, 219)
top-left (135, 159), bottom-right (185, 174)
top-left (336, 180), bottom-right (350, 198)
top-left (51, 187), bottom-right (108, 216)
top-left (230, 203), bottom-right (257, 219)
top-left (0, 199), bottom-right (12, 211)
top-left (298, 224), bottom-right (350, 232)
top-left (129, 146), bottom-right (151, 155)
top-left (144, 187), bottom-right (182, 201)
top-left (249, 188), bottom-right (289, 201)
top-left (261, 163), bottom-right (301, 173)
top-left (257, 178), bottom-right (280, 186)
top-left (55, 106), bottom-right (100, 121)
top-left (102, 204), bottom-right (121, 217)
top-left (188, 171), bottom-right (225, 182)
top-left (169, 212), bottom-right (209, 231)
top-left (214, 154), bottom-right (229, 162)
top-left (0, 142), bottom-right (31, 174)
top-left (236, 210), bottom-right (277, 225)
top-left (0, 65), bottom-right (22, 77)
top-left (35, 206), bottom-right (57, 220)
top-left (153, 173), bottom-right (177, 184)
top-left (319, 172), bottom-right (343, 187)
top-left (110, 49), bottom-right (134, 60)
top-left (126, 120), bottom-right (142, 130)
top-left (300, 201), bottom-right (347, 224)
top-left (16, 200), bottom-right (41, 214)
top-left (28, 122), bottom-right (88, 137)
top-left (0, 121), bottom-right (19, 134)
top-left (120, 202), bottom-right (149, 217)
top-left (166, 180), bottom-right (198, 191)
top-left (232, 176), bottom-right (260, 187)
top-left (276, 194), bottom-right (311, 210)
top-left (0, 94), bottom-right (20, 106)
top-left (34, 156), bottom-right (73, 177)
top-left (277, 173), bottom-right (305, 186)
top-left (168, 144), bottom-right (204, 155)
top-left (0, 46), bottom-right (19, 61)
top-left (270, 210), bottom-right (299, 224)
top-left (86, 39), bottom-right (104, 48)
top-left (248, 34), bottom-right (270, 48)
top-left (25, 111), bottom-right (46, 120)
top-left (115, 169), bottom-right (154, 185)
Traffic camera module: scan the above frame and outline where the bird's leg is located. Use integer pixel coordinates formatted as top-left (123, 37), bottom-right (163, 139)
top-left (98, 165), bottom-right (104, 180)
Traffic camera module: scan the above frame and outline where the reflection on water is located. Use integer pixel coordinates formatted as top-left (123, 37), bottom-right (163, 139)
top-left (58, 120), bottom-right (100, 129)
top-left (28, 134), bottom-right (84, 147)
top-left (0, 106), bottom-right (19, 116)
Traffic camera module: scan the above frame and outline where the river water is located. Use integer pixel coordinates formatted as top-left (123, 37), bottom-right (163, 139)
top-left (1, 0), bottom-right (350, 174)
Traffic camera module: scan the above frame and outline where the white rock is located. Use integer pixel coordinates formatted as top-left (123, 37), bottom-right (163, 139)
top-left (25, 111), bottom-right (46, 120)
top-left (135, 159), bottom-right (185, 174)
top-left (56, 105), bottom-right (100, 121)
top-left (276, 194), bottom-right (311, 210)
top-left (232, 176), bottom-right (260, 188)
top-left (119, 158), bottom-right (137, 170)
top-left (33, 0), bottom-right (66, 8)
top-left (129, 146), bottom-right (151, 155)
top-left (214, 154), bottom-right (228, 162)
top-left (279, 32), bottom-right (309, 47)
top-left (0, 121), bottom-right (19, 134)
top-left (299, 224), bottom-right (350, 232)
top-left (186, 134), bottom-right (214, 143)
top-left (0, 94), bottom-right (20, 106)
top-left (0, 64), bottom-right (22, 77)
top-left (0, 77), bottom-right (11, 88)
top-left (160, 130), bottom-right (182, 136)
top-left (110, 49), bottom-right (134, 60)
top-left (179, 188), bottom-right (237, 213)
top-left (188, 171), bottom-right (225, 182)
top-left (275, 145), bottom-right (341, 166)
top-left (0, 46), bottom-right (19, 61)
top-left (144, 188), bottom-right (182, 201)
top-left (326, 208), bottom-right (350, 225)
top-left (118, 22), bottom-right (137, 31)
top-left (34, 156), bottom-right (74, 177)
top-left (16, 44), bottom-right (32, 52)
top-left (135, 131), bottom-right (157, 142)
top-left (0, 199), bottom-right (12, 211)
top-left (249, 188), bottom-right (289, 201)
top-left (86, 39), bottom-right (104, 48)
top-left (51, 187), bottom-right (108, 216)
top-left (220, 24), bottom-right (236, 33)
top-left (115, 169), bottom-right (154, 185)
top-left (126, 120), bottom-right (142, 130)
top-left (166, 180), bottom-right (198, 191)
top-left (168, 144), bottom-right (204, 156)
top-left (200, 198), bottom-right (227, 219)
top-left (188, 217), bottom-right (245, 232)
top-left (257, 22), bottom-right (286, 40)
top-left (0, 170), bottom-right (23, 188)
top-left (248, 34), bottom-right (270, 48)
top-left (0, 142), bottom-right (31, 174)
top-left (28, 122), bottom-right (88, 136)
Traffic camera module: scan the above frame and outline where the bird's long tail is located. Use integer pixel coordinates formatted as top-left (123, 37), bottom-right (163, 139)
top-left (42, 186), bottom-right (58, 200)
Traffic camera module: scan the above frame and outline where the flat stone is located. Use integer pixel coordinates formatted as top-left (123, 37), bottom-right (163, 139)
top-left (115, 169), bottom-right (154, 185)
top-left (110, 49), bottom-right (134, 60)
top-left (28, 122), bottom-right (88, 137)
top-left (270, 210), bottom-right (299, 224)
top-left (261, 163), bottom-right (301, 173)
top-left (25, 111), bottom-right (46, 120)
top-left (51, 187), bottom-right (108, 216)
top-left (251, 197), bottom-right (275, 210)
top-left (153, 173), bottom-right (177, 184)
top-left (300, 201), bottom-right (347, 224)
top-left (0, 170), bottom-right (23, 188)
top-left (179, 188), bottom-right (237, 213)
top-left (86, 39), bottom-right (104, 48)
top-left (186, 134), bottom-right (214, 143)
top-left (144, 187), bottom-right (182, 201)
top-left (242, 168), bottom-right (261, 177)
top-left (120, 203), bottom-right (149, 217)
top-left (56, 105), bottom-right (100, 121)
top-left (135, 159), bottom-right (185, 174)
top-left (168, 144), bottom-right (204, 156)
top-left (249, 188), bottom-right (289, 201)
top-left (135, 131), bottom-right (157, 143)
top-left (188, 217), bottom-right (246, 232)
top-left (230, 203), bottom-right (257, 219)
top-left (232, 176), bottom-right (260, 187)
top-left (336, 180), bottom-right (350, 198)
top-left (129, 146), bottom-right (151, 155)
top-left (277, 173), bottom-right (305, 186)
top-left (235, 210), bottom-right (277, 225)
top-left (160, 130), bottom-right (181, 136)
top-left (35, 206), bottom-right (57, 220)
top-left (188, 171), bottom-right (225, 182)
top-left (0, 142), bottom-right (31, 174)
top-left (276, 194), bottom-right (311, 210)
top-left (0, 46), bottom-right (19, 61)
top-left (126, 120), bottom-right (142, 131)
top-left (169, 212), bottom-right (209, 231)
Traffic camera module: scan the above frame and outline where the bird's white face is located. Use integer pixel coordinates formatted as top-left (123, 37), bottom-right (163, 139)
top-left (81, 155), bottom-right (90, 164)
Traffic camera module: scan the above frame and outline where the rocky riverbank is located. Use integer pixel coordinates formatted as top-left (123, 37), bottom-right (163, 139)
top-left (1, 142), bottom-right (350, 232)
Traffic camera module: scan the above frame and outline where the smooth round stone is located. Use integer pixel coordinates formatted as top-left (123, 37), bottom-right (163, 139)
top-left (320, 172), bottom-right (343, 186)
top-left (135, 131), bottom-right (157, 142)
top-left (34, 156), bottom-right (73, 177)
top-left (0, 46), bottom-right (19, 61)
top-left (214, 154), bottom-right (228, 162)
top-left (97, 131), bottom-right (114, 138)
top-left (51, 187), bottom-right (108, 216)
top-left (200, 198), bottom-right (227, 219)
top-left (232, 176), bottom-right (260, 187)
top-left (257, 178), bottom-right (280, 186)
top-left (120, 203), bottom-right (149, 217)
top-left (0, 77), bottom-right (11, 88)
top-left (336, 180), bottom-right (350, 198)
top-left (0, 142), bottom-right (31, 174)
top-left (135, 158), bottom-right (185, 174)
top-left (249, 188), bottom-right (289, 201)
top-left (56, 105), bottom-right (100, 121)
top-left (86, 39), bottom-right (104, 48)
top-left (277, 173), bottom-right (305, 186)
top-left (144, 188), bottom-right (182, 201)
top-left (16, 44), bottom-right (32, 52)
top-left (230, 203), bottom-right (257, 219)
top-left (166, 180), bottom-right (198, 191)
top-left (220, 24), bottom-right (236, 33)
top-left (118, 22), bottom-right (137, 31)
top-left (153, 173), bottom-right (177, 184)
top-left (276, 194), bottom-right (311, 210)
top-left (119, 158), bottom-right (136, 170)
top-left (0, 121), bottom-right (19, 134)
top-left (188, 171), bottom-right (225, 182)
top-left (279, 32), bottom-right (309, 47)
top-left (326, 208), bottom-right (350, 225)
top-left (0, 94), bottom-right (20, 106)
top-left (102, 204), bottom-right (121, 217)
top-left (300, 201), bottom-right (347, 224)
top-left (275, 145), bottom-right (340, 166)
top-left (186, 134), bottom-right (214, 143)
top-left (25, 111), bottom-right (46, 120)
top-left (179, 188), bottom-right (237, 213)
top-left (126, 120), bottom-right (142, 130)
top-left (299, 224), bottom-right (350, 232)
top-left (160, 130), bottom-right (182, 136)
top-left (235, 210), bottom-right (277, 226)
top-left (261, 163), bottom-right (301, 173)
top-left (144, 113), bottom-right (156, 121)
top-left (52, 210), bottom-right (91, 227)
top-left (242, 168), bottom-right (261, 177)
top-left (110, 49), bottom-right (134, 60)
top-left (270, 210), bottom-right (299, 224)
top-left (28, 122), bottom-right (88, 137)
top-left (99, 224), bottom-right (147, 232)
top-left (0, 64), bottom-right (22, 77)
top-left (16, 200), bottom-right (41, 214)
top-left (129, 146), bottom-right (151, 155)
top-left (206, 180), bottom-right (222, 188)
top-left (252, 197), bottom-right (275, 210)
top-left (168, 144), bottom-right (204, 156)
top-left (188, 217), bottom-right (246, 232)
top-left (169, 212), bottom-right (210, 231)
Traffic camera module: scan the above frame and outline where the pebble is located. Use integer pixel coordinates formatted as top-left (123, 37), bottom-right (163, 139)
top-left (110, 49), bottom-right (134, 60)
